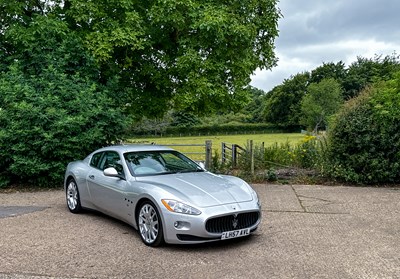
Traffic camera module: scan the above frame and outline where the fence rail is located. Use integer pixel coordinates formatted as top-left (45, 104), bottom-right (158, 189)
top-left (222, 142), bottom-right (247, 168)
top-left (222, 140), bottom-right (256, 174)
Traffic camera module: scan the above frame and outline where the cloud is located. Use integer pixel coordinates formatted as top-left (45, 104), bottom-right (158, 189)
top-left (251, 0), bottom-right (400, 92)
top-left (251, 53), bottom-right (313, 90)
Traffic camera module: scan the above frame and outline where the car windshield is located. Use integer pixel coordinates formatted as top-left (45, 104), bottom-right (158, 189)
top-left (124, 150), bottom-right (203, 176)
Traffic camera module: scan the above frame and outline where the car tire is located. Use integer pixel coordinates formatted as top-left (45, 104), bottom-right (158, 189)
top-left (66, 178), bottom-right (82, 213)
top-left (137, 201), bottom-right (164, 247)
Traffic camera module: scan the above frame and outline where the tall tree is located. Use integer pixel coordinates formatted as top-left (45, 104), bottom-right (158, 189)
top-left (263, 72), bottom-right (310, 126)
top-left (65, 0), bottom-right (281, 117)
top-left (1, 0), bottom-right (281, 117)
top-left (300, 78), bottom-right (343, 132)
top-left (342, 54), bottom-right (400, 99)
top-left (240, 86), bottom-right (266, 123)
top-left (309, 61), bottom-right (346, 84)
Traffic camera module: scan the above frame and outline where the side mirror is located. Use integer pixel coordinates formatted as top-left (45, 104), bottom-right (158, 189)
top-left (104, 167), bottom-right (125, 180)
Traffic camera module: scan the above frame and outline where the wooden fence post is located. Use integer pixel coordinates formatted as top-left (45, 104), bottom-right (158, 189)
top-left (249, 140), bottom-right (254, 175)
top-left (232, 144), bottom-right (237, 168)
top-left (205, 140), bottom-right (212, 169)
top-left (221, 142), bottom-right (226, 164)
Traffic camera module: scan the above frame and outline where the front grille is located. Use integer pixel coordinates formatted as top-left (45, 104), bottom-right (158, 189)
top-left (205, 211), bottom-right (260, 233)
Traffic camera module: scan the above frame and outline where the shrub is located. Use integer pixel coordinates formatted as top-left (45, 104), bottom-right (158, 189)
top-left (293, 136), bottom-right (321, 168)
top-left (0, 66), bottom-right (127, 188)
top-left (323, 72), bottom-right (400, 184)
top-left (0, 18), bottom-right (129, 188)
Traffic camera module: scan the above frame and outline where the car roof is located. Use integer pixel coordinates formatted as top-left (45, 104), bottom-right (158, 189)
top-left (95, 144), bottom-right (174, 153)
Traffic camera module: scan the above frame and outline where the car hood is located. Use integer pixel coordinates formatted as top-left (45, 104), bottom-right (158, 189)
top-left (135, 172), bottom-right (253, 208)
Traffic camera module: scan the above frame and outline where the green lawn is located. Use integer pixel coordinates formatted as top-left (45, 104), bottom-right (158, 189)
top-left (128, 133), bottom-right (305, 161)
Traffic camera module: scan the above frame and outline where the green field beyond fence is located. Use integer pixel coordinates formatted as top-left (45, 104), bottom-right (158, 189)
top-left (128, 133), bottom-right (305, 161)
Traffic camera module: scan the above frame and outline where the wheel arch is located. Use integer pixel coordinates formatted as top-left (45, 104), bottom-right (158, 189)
top-left (133, 196), bottom-right (165, 229)
top-left (65, 174), bottom-right (75, 183)
top-left (64, 174), bottom-right (75, 190)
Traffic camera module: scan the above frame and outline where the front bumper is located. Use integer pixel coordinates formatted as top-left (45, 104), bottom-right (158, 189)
top-left (160, 200), bottom-right (261, 244)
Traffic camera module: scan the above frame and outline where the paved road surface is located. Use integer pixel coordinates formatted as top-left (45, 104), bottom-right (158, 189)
top-left (0, 184), bottom-right (399, 279)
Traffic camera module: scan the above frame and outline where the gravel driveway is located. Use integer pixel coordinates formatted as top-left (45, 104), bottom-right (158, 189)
top-left (1, 184), bottom-right (399, 279)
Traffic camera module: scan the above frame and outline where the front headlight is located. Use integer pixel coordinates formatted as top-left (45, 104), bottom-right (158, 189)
top-left (161, 199), bottom-right (202, 215)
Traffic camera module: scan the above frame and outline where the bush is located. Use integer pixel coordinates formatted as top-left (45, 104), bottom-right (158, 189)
top-left (0, 18), bottom-right (129, 188)
top-left (0, 65), bottom-right (127, 188)
top-left (323, 73), bottom-right (400, 184)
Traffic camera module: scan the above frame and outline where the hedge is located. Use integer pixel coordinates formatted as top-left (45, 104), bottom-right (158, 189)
top-left (132, 123), bottom-right (301, 136)
top-left (324, 72), bottom-right (400, 184)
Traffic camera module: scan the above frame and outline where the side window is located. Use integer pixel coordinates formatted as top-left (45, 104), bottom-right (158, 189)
top-left (100, 151), bottom-right (124, 175)
top-left (90, 152), bottom-right (103, 169)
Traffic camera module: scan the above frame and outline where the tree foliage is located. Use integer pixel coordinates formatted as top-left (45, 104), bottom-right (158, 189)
top-left (262, 54), bottom-right (400, 128)
top-left (239, 86), bottom-right (266, 123)
top-left (1, 0), bottom-right (281, 117)
top-left (309, 61), bottom-right (346, 84)
top-left (300, 78), bottom-right (343, 132)
top-left (65, 0), bottom-right (281, 116)
top-left (263, 72), bottom-right (310, 126)
top-left (342, 55), bottom-right (400, 100)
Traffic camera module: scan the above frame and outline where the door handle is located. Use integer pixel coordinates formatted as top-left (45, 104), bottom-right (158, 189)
top-left (89, 175), bottom-right (95, 180)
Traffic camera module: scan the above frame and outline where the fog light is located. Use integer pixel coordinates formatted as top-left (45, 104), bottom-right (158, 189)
top-left (173, 221), bottom-right (190, 230)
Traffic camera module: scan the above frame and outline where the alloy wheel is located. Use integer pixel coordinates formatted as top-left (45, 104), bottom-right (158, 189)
top-left (67, 181), bottom-right (78, 211)
top-left (138, 203), bottom-right (159, 244)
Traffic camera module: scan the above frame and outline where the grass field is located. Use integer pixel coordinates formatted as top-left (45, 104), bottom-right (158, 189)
top-left (128, 133), bottom-right (305, 161)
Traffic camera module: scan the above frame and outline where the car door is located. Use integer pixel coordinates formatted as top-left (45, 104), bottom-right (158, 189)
top-left (87, 151), bottom-right (131, 220)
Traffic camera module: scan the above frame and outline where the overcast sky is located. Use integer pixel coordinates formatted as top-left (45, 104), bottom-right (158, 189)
top-left (251, 0), bottom-right (400, 92)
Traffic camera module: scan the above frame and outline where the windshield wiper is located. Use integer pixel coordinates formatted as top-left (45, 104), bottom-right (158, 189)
top-left (159, 171), bottom-right (178, 175)
top-left (175, 169), bottom-right (204, 174)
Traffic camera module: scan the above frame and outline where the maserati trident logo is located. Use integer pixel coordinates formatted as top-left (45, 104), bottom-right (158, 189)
top-left (232, 214), bottom-right (238, 229)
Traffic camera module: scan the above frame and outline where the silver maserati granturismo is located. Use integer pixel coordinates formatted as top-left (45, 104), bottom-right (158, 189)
top-left (64, 145), bottom-right (261, 246)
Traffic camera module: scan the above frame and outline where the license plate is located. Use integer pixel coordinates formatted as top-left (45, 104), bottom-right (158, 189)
top-left (221, 228), bottom-right (250, 240)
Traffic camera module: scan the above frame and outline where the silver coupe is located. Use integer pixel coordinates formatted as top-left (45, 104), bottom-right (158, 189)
top-left (64, 145), bottom-right (261, 246)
